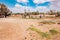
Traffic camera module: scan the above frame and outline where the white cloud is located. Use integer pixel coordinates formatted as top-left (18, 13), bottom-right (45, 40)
top-left (17, 0), bottom-right (28, 3)
top-left (9, 0), bottom-right (60, 13)
top-left (36, 6), bottom-right (49, 12)
top-left (50, 0), bottom-right (60, 11)
top-left (15, 4), bottom-right (22, 7)
top-left (33, 0), bottom-right (53, 4)
top-left (9, 4), bottom-right (25, 13)
top-left (9, 4), bottom-right (49, 13)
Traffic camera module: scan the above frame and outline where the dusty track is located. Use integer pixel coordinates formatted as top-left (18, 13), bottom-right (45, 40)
top-left (0, 18), bottom-right (60, 40)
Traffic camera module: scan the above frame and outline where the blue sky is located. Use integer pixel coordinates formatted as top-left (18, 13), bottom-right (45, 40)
top-left (0, 0), bottom-right (60, 13)
top-left (0, 0), bottom-right (50, 7)
top-left (0, 0), bottom-right (16, 7)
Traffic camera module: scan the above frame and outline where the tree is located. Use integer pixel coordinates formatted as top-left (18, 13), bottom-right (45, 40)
top-left (49, 10), bottom-right (55, 15)
top-left (0, 4), bottom-right (11, 18)
top-left (55, 12), bottom-right (60, 17)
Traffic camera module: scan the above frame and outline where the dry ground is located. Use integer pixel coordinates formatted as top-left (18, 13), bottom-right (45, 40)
top-left (0, 17), bottom-right (60, 40)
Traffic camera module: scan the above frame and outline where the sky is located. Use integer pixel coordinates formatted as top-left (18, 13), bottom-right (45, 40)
top-left (0, 0), bottom-right (60, 13)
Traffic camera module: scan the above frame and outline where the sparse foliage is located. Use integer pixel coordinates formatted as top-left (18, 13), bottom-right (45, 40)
top-left (0, 4), bottom-right (11, 18)
top-left (28, 27), bottom-right (51, 40)
top-left (49, 29), bottom-right (59, 35)
top-left (39, 20), bottom-right (56, 24)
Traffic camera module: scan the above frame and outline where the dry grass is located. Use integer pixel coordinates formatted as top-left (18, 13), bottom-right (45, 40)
top-left (57, 22), bottom-right (60, 24)
top-left (39, 20), bottom-right (56, 24)
top-left (28, 27), bottom-right (60, 40)
top-left (0, 18), bottom-right (60, 40)
top-left (28, 27), bottom-right (51, 39)
top-left (49, 29), bottom-right (60, 35)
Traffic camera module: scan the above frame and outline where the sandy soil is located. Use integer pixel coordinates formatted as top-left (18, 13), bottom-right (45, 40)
top-left (0, 18), bottom-right (60, 40)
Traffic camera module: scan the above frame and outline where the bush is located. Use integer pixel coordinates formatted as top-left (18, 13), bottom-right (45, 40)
top-left (49, 29), bottom-right (59, 35)
top-left (28, 27), bottom-right (51, 39)
top-left (39, 20), bottom-right (56, 24)
top-left (57, 22), bottom-right (60, 24)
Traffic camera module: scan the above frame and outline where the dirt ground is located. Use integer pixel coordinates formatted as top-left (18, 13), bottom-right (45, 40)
top-left (0, 18), bottom-right (60, 40)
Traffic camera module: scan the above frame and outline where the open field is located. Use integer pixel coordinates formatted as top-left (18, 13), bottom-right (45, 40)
top-left (0, 1), bottom-right (60, 40)
top-left (0, 17), bottom-right (60, 40)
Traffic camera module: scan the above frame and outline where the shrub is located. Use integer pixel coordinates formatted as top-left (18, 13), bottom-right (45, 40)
top-left (28, 27), bottom-right (51, 39)
top-left (49, 29), bottom-right (59, 35)
top-left (39, 20), bottom-right (56, 24)
top-left (57, 22), bottom-right (60, 24)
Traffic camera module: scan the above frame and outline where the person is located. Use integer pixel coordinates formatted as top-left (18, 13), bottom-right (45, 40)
top-left (4, 12), bottom-right (7, 18)
top-left (40, 15), bottom-right (42, 18)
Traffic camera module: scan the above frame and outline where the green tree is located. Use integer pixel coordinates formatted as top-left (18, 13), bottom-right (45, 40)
top-left (0, 4), bottom-right (11, 18)
top-left (55, 12), bottom-right (60, 17)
